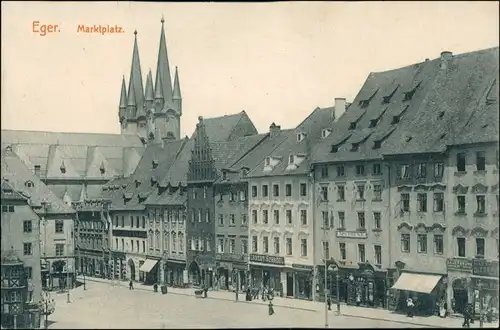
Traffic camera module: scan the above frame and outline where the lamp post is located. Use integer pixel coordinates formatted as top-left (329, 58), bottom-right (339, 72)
top-left (40, 291), bottom-right (54, 330)
top-left (66, 234), bottom-right (71, 303)
top-left (333, 265), bottom-right (340, 315)
top-left (477, 280), bottom-right (484, 328)
top-left (324, 258), bottom-right (329, 328)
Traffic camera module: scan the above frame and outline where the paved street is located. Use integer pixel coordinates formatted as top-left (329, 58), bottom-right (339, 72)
top-left (45, 278), bottom-right (498, 329)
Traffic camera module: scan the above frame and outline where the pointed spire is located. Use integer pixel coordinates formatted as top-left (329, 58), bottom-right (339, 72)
top-left (155, 17), bottom-right (174, 109)
top-left (127, 30), bottom-right (144, 118)
top-left (145, 69), bottom-right (154, 101)
top-left (119, 76), bottom-right (127, 120)
top-left (173, 66), bottom-right (181, 100)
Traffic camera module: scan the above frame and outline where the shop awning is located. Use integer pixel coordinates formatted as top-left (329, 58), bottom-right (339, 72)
top-left (139, 259), bottom-right (158, 273)
top-left (391, 272), bottom-right (442, 294)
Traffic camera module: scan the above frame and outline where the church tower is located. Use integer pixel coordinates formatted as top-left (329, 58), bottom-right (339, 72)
top-left (118, 19), bottom-right (182, 142)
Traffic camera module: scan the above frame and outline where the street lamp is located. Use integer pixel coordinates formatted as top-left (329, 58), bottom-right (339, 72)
top-left (66, 233), bottom-right (71, 303)
top-left (332, 265), bottom-right (340, 315)
top-left (477, 280), bottom-right (484, 328)
top-left (39, 291), bottom-right (55, 330)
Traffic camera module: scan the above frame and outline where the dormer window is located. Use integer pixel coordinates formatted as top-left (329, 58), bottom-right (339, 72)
top-left (405, 136), bottom-right (413, 143)
top-left (358, 88), bottom-right (379, 108)
top-left (331, 145), bottom-right (339, 153)
top-left (438, 111), bottom-right (445, 119)
top-left (265, 157), bottom-right (271, 166)
top-left (351, 143), bottom-right (360, 152)
top-left (348, 122), bottom-right (357, 130)
top-left (135, 180), bottom-right (140, 188)
top-left (391, 116), bottom-right (400, 125)
top-left (152, 160), bottom-right (159, 169)
top-left (99, 162), bottom-right (106, 174)
top-left (369, 119), bottom-right (378, 128)
top-left (403, 82), bottom-right (421, 101)
top-left (289, 155), bottom-right (295, 164)
top-left (34, 165), bottom-right (41, 176)
top-left (321, 129), bottom-right (331, 139)
top-left (297, 133), bottom-right (305, 142)
top-left (382, 85), bottom-right (400, 104)
top-left (373, 141), bottom-right (382, 149)
top-left (25, 181), bottom-right (34, 188)
top-left (222, 171), bottom-right (227, 181)
top-left (241, 168), bottom-right (248, 177)
top-left (60, 161), bottom-right (66, 174)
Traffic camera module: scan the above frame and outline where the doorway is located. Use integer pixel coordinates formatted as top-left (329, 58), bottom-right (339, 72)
top-left (286, 273), bottom-right (294, 297)
top-left (452, 278), bottom-right (468, 314)
top-left (128, 259), bottom-right (136, 281)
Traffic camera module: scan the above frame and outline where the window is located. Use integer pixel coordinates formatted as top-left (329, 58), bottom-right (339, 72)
top-left (400, 193), bottom-right (410, 212)
top-left (337, 185), bottom-right (345, 201)
top-left (23, 220), bottom-right (32, 233)
top-left (54, 243), bottom-right (65, 256)
top-left (241, 214), bottom-right (248, 226)
top-left (121, 216), bottom-right (125, 227)
top-left (373, 184), bottom-right (382, 200)
top-left (417, 234), bottom-right (427, 253)
top-left (252, 236), bottom-right (258, 253)
top-left (230, 214), bottom-right (236, 226)
top-left (263, 236), bottom-right (269, 253)
top-left (476, 195), bottom-right (486, 214)
top-left (300, 210), bottom-right (307, 225)
top-left (300, 183), bottom-right (307, 197)
top-left (273, 237), bottom-right (280, 254)
top-left (115, 238), bottom-right (118, 249)
top-left (401, 234), bottom-right (410, 252)
top-left (217, 238), bottom-right (224, 253)
top-left (322, 211), bottom-right (329, 229)
top-left (397, 164), bottom-right (411, 179)
top-left (417, 193), bottom-right (428, 212)
top-left (434, 234), bottom-right (444, 254)
top-left (252, 210), bottom-right (258, 224)
top-left (321, 186), bottom-right (328, 201)
top-left (323, 241), bottom-right (330, 260)
top-left (434, 162), bottom-right (444, 178)
top-left (321, 166), bottom-right (329, 178)
top-left (356, 165), bottom-right (365, 176)
top-left (357, 184), bottom-right (365, 200)
top-left (130, 215), bottom-right (134, 227)
top-left (262, 210), bottom-right (268, 224)
top-left (476, 151), bottom-right (486, 171)
top-left (218, 215), bottom-right (224, 226)
top-left (252, 185), bottom-right (258, 197)
top-left (457, 152), bottom-right (466, 172)
top-left (374, 245), bottom-right (382, 265)
top-left (453, 196), bottom-right (467, 215)
top-left (433, 193), bottom-right (444, 212)
top-left (373, 212), bottom-right (381, 229)
top-left (2, 205), bottom-right (14, 213)
top-left (286, 210), bottom-right (292, 225)
top-left (338, 211), bottom-right (345, 228)
top-left (142, 216), bottom-right (146, 228)
top-left (136, 216), bottom-right (140, 227)
top-left (265, 157), bottom-right (271, 166)
top-left (242, 239), bottom-right (248, 254)
top-left (457, 237), bottom-right (466, 257)
top-left (190, 239), bottom-right (195, 251)
top-left (229, 238), bottom-right (236, 253)
top-left (192, 189), bottom-right (197, 200)
top-left (285, 184), bottom-right (292, 197)
top-left (198, 209), bottom-right (202, 222)
top-left (339, 243), bottom-right (346, 260)
top-left (142, 241), bottom-right (145, 252)
top-left (22, 242), bottom-right (32, 256)
top-left (372, 163), bottom-right (381, 175)
top-left (286, 238), bottom-right (292, 255)
top-left (476, 238), bottom-right (485, 257)
top-left (300, 239), bottom-right (308, 257)
top-left (229, 192), bottom-right (235, 202)
top-left (205, 209), bottom-right (210, 223)
top-left (358, 244), bottom-right (365, 262)
top-left (273, 184), bottom-right (280, 197)
top-left (273, 210), bottom-right (280, 224)
top-left (25, 267), bottom-right (32, 279)
top-left (262, 185), bottom-right (268, 197)
top-left (417, 163), bottom-right (427, 178)
top-left (337, 165), bottom-right (345, 177)
top-left (55, 220), bottom-right (64, 233)
top-left (289, 154), bottom-right (295, 164)
top-left (355, 212), bottom-right (365, 229)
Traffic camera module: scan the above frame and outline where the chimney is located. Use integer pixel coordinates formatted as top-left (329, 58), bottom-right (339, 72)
top-left (334, 98), bottom-right (346, 121)
top-left (440, 51), bottom-right (452, 70)
top-left (269, 123), bottom-right (281, 138)
top-left (34, 165), bottom-right (41, 177)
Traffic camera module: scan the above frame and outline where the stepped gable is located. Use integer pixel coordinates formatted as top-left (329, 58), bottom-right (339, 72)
top-left (1, 129), bottom-right (144, 178)
top-left (1, 147), bottom-right (74, 215)
top-left (190, 111), bottom-right (258, 142)
top-left (384, 46), bottom-right (499, 154)
top-left (311, 54), bottom-right (442, 164)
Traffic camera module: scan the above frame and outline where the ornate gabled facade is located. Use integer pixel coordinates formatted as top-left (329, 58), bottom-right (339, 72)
top-left (120, 19), bottom-right (183, 143)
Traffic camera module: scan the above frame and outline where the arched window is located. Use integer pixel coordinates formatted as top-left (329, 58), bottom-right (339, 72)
top-left (148, 231), bottom-right (153, 249)
top-left (172, 232), bottom-right (177, 252)
top-left (155, 231), bottom-right (160, 249)
top-left (164, 231), bottom-right (170, 251)
top-left (178, 232), bottom-right (184, 253)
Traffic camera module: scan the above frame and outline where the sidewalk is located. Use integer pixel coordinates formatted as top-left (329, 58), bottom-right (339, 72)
top-left (75, 276), bottom-right (499, 328)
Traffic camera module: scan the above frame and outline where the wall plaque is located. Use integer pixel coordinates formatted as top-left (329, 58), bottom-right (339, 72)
top-left (336, 231), bottom-right (368, 239)
top-left (446, 258), bottom-right (472, 273)
top-left (249, 253), bottom-right (285, 266)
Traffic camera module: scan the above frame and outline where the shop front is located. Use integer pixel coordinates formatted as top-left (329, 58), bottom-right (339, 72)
top-left (290, 264), bottom-right (313, 300)
top-left (110, 251), bottom-right (126, 280)
top-left (249, 254), bottom-right (284, 293)
top-left (187, 254), bottom-right (215, 288)
top-left (390, 266), bottom-right (446, 316)
top-left (139, 257), bottom-right (160, 285)
top-left (215, 253), bottom-right (248, 291)
top-left (165, 259), bottom-right (186, 288)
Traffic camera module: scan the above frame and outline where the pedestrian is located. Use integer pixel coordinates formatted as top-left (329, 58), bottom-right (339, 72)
top-left (203, 285), bottom-right (208, 298)
top-left (407, 298), bottom-right (414, 318)
top-left (153, 283), bottom-right (158, 292)
top-left (462, 303), bottom-right (471, 328)
top-left (129, 280), bottom-right (134, 290)
top-left (268, 300), bottom-right (274, 316)
top-left (327, 295), bottom-right (332, 311)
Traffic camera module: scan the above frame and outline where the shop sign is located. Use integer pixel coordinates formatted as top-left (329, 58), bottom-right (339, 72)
top-left (292, 263), bottom-right (314, 270)
top-left (472, 259), bottom-right (499, 277)
top-left (218, 262), bottom-right (233, 270)
top-left (249, 253), bottom-right (285, 266)
top-left (215, 253), bottom-right (246, 262)
top-left (336, 231), bottom-right (367, 239)
top-left (446, 258), bottom-right (472, 273)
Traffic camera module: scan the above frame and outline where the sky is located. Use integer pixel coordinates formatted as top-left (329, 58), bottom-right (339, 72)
top-left (1, 1), bottom-right (498, 136)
